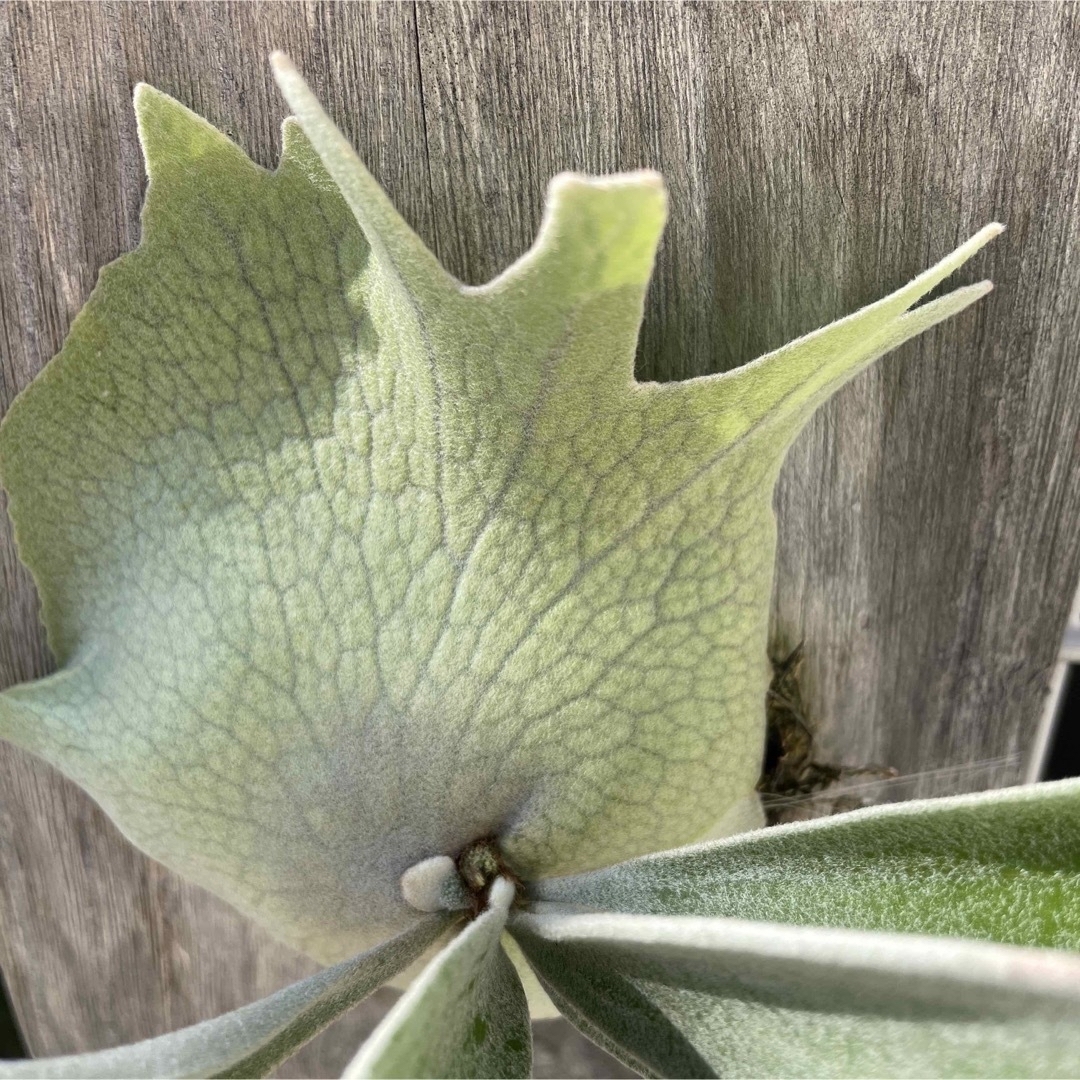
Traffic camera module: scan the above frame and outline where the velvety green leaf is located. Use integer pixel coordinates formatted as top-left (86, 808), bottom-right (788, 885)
top-left (344, 878), bottom-right (530, 1079)
top-left (511, 908), bottom-right (1080, 1078)
top-left (0, 53), bottom-right (999, 963)
top-left (531, 778), bottom-right (1080, 951)
top-left (0, 916), bottom-right (449, 1080)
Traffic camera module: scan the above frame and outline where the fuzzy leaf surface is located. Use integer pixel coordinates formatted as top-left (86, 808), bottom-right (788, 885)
top-left (0, 54), bottom-right (999, 961)
top-left (344, 879), bottom-right (529, 1079)
top-left (0, 916), bottom-right (449, 1080)
top-left (531, 778), bottom-right (1080, 951)
top-left (511, 909), bottom-right (1080, 1078)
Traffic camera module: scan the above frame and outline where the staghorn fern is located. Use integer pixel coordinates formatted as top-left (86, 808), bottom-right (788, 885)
top-left (0, 53), bottom-right (1077, 1079)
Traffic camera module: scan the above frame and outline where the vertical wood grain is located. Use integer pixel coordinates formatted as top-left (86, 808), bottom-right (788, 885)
top-left (1, 2), bottom-right (1079, 1074)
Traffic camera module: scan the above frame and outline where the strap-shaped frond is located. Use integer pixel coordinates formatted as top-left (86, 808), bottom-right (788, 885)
top-left (344, 879), bottom-right (530, 1079)
top-left (0, 917), bottom-right (450, 1080)
top-left (512, 907), bottom-right (1080, 1078)
top-left (531, 777), bottom-right (1080, 951)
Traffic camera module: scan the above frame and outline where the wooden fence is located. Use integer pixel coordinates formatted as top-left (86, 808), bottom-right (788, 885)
top-left (2, 3), bottom-right (1079, 1075)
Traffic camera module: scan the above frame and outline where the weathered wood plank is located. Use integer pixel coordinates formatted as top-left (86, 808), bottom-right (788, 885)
top-left (761, 2), bottom-right (1080, 797)
top-left (1, 1), bottom-right (1079, 1075)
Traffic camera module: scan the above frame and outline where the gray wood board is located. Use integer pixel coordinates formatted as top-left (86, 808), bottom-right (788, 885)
top-left (1, 1), bottom-right (1079, 1074)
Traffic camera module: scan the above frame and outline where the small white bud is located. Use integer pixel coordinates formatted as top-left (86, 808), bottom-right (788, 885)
top-left (400, 855), bottom-right (470, 912)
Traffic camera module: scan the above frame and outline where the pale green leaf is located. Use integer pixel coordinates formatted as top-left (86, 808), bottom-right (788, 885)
top-left (343, 878), bottom-right (530, 1079)
top-left (0, 54), bottom-right (998, 962)
top-left (0, 916), bottom-right (449, 1080)
top-left (511, 908), bottom-right (1080, 1078)
top-left (531, 778), bottom-right (1080, 951)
